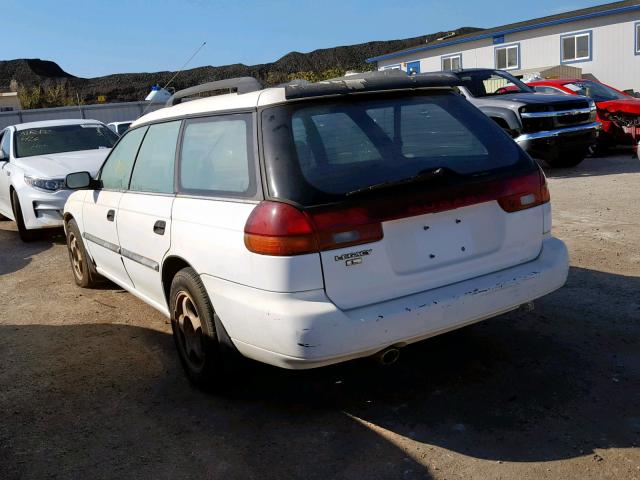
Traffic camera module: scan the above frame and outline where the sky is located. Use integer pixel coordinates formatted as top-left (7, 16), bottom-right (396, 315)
top-left (4, 0), bottom-right (606, 78)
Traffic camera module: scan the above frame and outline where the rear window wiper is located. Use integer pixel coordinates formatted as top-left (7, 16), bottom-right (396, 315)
top-left (345, 167), bottom-right (460, 197)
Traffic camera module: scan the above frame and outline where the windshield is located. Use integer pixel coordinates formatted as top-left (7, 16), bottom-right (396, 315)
top-left (15, 124), bottom-right (118, 158)
top-left (562, 81), bottom-right (627, 102)
top-left (261, 92), bottom-right (533, 206)
top-left (457, 70), bottom-right (533, 97)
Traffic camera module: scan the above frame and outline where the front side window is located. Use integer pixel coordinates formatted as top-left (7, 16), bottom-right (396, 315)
top-left (99, 127), bottom-right (148, 190)
top-left (179, 114), bottom-right (255, 196)
top-left (441, 54), bottom-right (462, 71)
top-left (129, 121), bottom-right (181, 194)
top-left (262, 93), bottom-right (531, 206)
top-left (0, 130), bottom-right (10, 159)
top-left (495, 44), bottom-right (519, 70)
top-left (14, 124), bottom-right (118, 158)
top-left (561, 31), bottom-right (591, 63)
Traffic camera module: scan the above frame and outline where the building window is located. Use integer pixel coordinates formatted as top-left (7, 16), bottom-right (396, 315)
top-left (495, 44), bottom-right (519, 70)
top-left (441, 54), bottom-right (462, 71)
top-left (636, 22), bottom-right (640, 55)
top-left (561, 31), bottom-right (592, 63)
top-left (381, 64), bottom-right (401, 71)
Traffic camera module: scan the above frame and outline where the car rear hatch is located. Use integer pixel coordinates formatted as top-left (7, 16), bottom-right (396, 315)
top-left (260, 90), bottom-right (548, 310)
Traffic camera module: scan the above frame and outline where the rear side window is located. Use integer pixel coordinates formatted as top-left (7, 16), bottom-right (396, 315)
top-left (262, 93), bottom-right (532, 205)
top-left (179, 114), bottom-right (255, 196)
top-left (129, 121), bottom-right (181, 194)
top-left (100, 127), bottom-right (147, 190)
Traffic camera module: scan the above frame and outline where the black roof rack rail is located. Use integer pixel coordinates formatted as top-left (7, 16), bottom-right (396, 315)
top-left (284, 70), bottom-right (462, 100)
top-left (166, 77), bottom-right (263, 106)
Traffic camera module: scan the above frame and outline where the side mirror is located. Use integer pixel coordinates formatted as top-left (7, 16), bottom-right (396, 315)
top-left (65, 171), bottom-right (96, 190)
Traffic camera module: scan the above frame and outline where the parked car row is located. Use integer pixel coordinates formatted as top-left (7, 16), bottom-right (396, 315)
top-left (451, 69), bottom-right (600, 167)
top-left (526, 78), bottom-right (640, 153)
top-left (1, 68), bottom-right (634, 390)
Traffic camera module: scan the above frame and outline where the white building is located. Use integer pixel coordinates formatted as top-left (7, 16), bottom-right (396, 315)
top-left (367, 1), bottom-right (640, 92)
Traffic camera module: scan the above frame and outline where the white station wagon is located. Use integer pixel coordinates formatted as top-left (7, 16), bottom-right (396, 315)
top-left (63, 72), bottom-right (569, 388)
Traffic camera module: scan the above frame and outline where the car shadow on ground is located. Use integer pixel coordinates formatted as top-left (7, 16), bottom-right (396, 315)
top-left (544, 150), bottom-right (640, 179)
top-left (0, 224), bottom-right (64, 276)
top-left (1, 267), bottom-right (638, 479)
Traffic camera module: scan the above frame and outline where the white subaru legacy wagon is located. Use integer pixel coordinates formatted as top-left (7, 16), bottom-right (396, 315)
top-left (63, 71), bottom-right (569, 388)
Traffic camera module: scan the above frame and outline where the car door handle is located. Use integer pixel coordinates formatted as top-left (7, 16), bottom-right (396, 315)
top-left (106, 209), bottom-right (115, 222)
top-left (153, 220), bottom-right (166, 235)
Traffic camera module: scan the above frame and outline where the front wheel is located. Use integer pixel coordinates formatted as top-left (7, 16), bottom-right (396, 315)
top-left (11, 190), bottom-right (38, 242)
top-left (544, 153), bottom-right (585, 168)
top-left (170, 267), bottom-right (241, 390)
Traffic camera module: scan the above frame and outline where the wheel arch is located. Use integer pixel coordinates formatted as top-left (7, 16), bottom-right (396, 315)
top-left (161, 255), bottom-right (194, 307)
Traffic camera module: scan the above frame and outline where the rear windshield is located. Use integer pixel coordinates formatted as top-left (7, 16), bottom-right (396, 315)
top-left (15, 124), bottom-right (118, 158)
top-left (261, 92), bottom-right (533, 205)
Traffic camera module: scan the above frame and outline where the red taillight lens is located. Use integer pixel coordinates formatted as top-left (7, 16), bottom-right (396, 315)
top-left (244, 202), bottom-right (383, 256)
top-left (498, 169), bottom-right (550, 212)
top-left (244, 202), bottom-right (318, 256)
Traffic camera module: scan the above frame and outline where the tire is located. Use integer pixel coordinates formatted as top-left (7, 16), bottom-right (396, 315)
top-left (11, 190), bottom-right (38, 242)
top-left (169, 267), bottom-right (241, 390)
top-left (544, 153), bottom-right (585, 168)
top-left (65, 218), bottom-right (101, 288)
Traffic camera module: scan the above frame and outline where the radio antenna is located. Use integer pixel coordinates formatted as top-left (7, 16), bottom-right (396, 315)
top-left (142, 41), bottom-right (207, 114)
top-left (162, 41), bottom-right (207, 92)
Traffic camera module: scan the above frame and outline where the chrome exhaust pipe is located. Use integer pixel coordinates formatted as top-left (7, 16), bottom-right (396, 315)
top-left (376, 347), bottom-right (400, 366)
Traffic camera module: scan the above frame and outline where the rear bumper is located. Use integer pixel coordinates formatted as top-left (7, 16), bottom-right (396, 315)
top-left (203, 237), bottom-right (569, 369)
top-left (515, 122), bottom-right (600, 159)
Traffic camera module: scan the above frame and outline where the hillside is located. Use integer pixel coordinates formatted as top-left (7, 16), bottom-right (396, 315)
top-left (0, 27), bottom-right (481, 107)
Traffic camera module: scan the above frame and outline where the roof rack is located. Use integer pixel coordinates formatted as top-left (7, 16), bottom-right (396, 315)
top-left (166, 77), bottom-right (263, 106)
top-left (284, 70), bottom-right (462, 100)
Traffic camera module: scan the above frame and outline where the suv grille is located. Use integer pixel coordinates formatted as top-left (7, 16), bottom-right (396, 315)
top-left (520, 99), bottom-right (593, 133)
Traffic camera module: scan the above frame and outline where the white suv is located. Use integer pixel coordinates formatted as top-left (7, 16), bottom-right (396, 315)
top-left (0, 119), bottom-right (117, 241)
top-left (62, 72), bottom-right (569, 388)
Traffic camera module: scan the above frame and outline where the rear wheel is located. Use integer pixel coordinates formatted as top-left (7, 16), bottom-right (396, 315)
top-left (65, 218), bottom-right (101, 288)
top-left (544, 153), bottom-right (585, 168)
top-left (170, 267), bottom-right (241, 389)
top-left (11, 190), bottom-right (38, 242)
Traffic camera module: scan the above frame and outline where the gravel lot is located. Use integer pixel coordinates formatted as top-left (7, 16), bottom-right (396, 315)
top-left (1, 153), bottom-right (639, 480)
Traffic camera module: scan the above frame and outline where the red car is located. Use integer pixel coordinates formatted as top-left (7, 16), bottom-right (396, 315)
top-left (527, 78), bottom-right (640, 152)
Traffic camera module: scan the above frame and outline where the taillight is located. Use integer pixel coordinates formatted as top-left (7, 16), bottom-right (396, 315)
top-left (244, 202), bottom-right (383, 256)
top-left (245, 169), bottom-right (549, 256)
top-left (498, 169), bottom-right (550, 212)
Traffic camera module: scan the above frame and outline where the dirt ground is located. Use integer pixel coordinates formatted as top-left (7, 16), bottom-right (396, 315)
top-left (0, 153), bottom-right (639, 480)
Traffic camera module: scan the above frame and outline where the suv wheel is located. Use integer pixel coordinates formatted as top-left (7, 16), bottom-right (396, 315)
top-left (65, 218), bottom-right (101, 287)
top-left (11, 190), bottom-right (38, 242)
top-left (544, 153), bottom-right (585, 168)
top-left (170, 267), bottom-right (240, 389)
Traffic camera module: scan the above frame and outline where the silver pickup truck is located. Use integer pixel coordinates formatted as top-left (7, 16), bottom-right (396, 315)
top-left (453, 69), bottom-right (600, 168)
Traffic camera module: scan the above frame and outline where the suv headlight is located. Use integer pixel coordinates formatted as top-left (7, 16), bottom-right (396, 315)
top-left (24, 176), bottom-right (65, 192)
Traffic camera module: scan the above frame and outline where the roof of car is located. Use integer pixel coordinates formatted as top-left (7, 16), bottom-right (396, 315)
top-left (527, 79), bottom-right (582, 85)
top-left (131, 88), bottom-right (285, 128)
top-left (133, 71), bottom-right (462, 128)
top-left (12, 119), bottom-right (104, 131)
